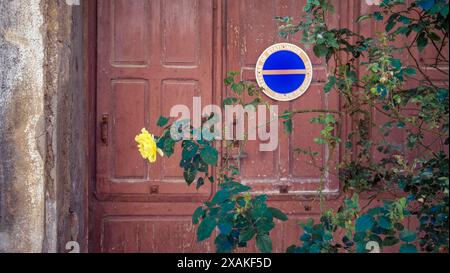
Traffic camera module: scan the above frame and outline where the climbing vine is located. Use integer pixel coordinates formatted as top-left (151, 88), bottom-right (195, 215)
top-left (136, 0), bottom-right (448, 253)
top-left (278, 0), bottom-right (449, 253)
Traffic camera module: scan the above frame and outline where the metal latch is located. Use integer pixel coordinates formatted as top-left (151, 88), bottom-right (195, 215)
top-left (150, 185), bottom-right (159, 194)
top-left (100, 114), bottom-right (108, 145)
top-left (279, 185), bottom-right (289, 194)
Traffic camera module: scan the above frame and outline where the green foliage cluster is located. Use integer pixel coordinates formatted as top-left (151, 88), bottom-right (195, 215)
top-left (287, 195), bottom-right (418, 253)
top-left (277, 0), bottom-right (448, 253)
top-left (152, 0), bottom-right (448, 253)
top-left (155, 76), bottom-right (287, 253)
top-left (193, 179), bottom-right (288, 253)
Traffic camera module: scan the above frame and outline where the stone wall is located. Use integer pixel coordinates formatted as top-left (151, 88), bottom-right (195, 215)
top-left (0, 0), bottom-right (86, 253)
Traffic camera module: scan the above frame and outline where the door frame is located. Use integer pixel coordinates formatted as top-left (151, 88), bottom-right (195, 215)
top-left (83, 0), bottom-right (351, 252)
top-left (84, 0), bottom-right (97, 253)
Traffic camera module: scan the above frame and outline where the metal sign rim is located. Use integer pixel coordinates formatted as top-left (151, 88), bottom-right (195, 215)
top-left (255, 43), bottom-right (313, 102)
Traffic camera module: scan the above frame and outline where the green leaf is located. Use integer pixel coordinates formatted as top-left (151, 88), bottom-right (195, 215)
top-left (404, 67), bottom-right (417, 75)
top-left (200, 146), bottom-right (218, 166)
top-left (224, 72), bottom-right (238, 86)
top-left (218, 221), bottom-right (233, 235)
top-left (400, 230), bottom-right (417, 243)
top-left (192, 207), bottom-right (203, 225)
top-left (278, 31), bottom-right (288, 39)
top-left (182, 141), bottom-right (199, 160)
top-left (441, 4), bottom-right (449, 17)
top-left (283, 119), bottom-right (293, 134)
top-left (378, 216), bottom-right (392, 229)
top-left (355, 214), bottom-right (374, 233)
top-left (256, 234), bottom-right (273, 253)
top-left (369, 234), bottom-right (383, 246)
top-left (313, 44), bottom-right (328, 57)
top-left (356, 14), bottom-right (372, 23)
top-left (396, 26), bottom-right (412, 36)
top-left (215, 234), bottom-right (233, 253)
top-left (224, 76), bottom-right (234, 86)
top-left (377, 85), bottom-right (388, 98)
top-left (396, 121), bottom-right (406, 129)
top-left (231, 83), bottom-right (244, 95)
top-left (196, 177), bottom-right (205, 190)
top-left (398, 16), bottom-right (411, 25)
top-left (417, 32), bottom-right (428, 52)
top-left (385, 20), bottom-right (396, 32)
top-left (246, 98), bottom-right (262, 108)
top-left (427, 32), bottom-right (441, 42)
top-left (256, 220), bottom-right (275, 234)
top-left (157, 116), bottom-right (169, 127)
top-left (314, 137), bottom-right (327, 145)
top-left (394, 223), bottom-right (405, 231)
top-left (418, 0), bottom-right (435, 10)
top-left (193, 154), bottom-right (209, 172)
top-left (211, 189), bottom-right (230, 204)
top-left (386, 14), bottom-right (399, 32)
top-left (390, 58), bottom-right (402, 70)
top-left (268, 207), bottom-right (288, 221)
top-left (324, 76), bottom-right (337, 93)
top-left (356, 242), bottom-right (368, 253)
top-left (239, 229), bottom-right (256, 243)
top-left (197, 216), bottom-right (216, 241)
top-left (222, 97), bottom-right (239, 107)
top-left (400, 244), bottom-right (417, 253)
top-left (162, 138), bottom-right (175, 157)
top-left (183, 165), bottom-right (197, 185)
top-left (208, 176), bottom-right (215, 183)
top-left (373, 12), bottom-right (383, 21)
top-left (280, 110), bottom-right (293, 119)
top-left (383, 236), bottom-right (400, 247)
top-left (226, 182), bottom-right (251, 195)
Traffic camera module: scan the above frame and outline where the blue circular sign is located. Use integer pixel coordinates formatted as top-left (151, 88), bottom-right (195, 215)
top-left (256, 43), bottom-right (313, 101)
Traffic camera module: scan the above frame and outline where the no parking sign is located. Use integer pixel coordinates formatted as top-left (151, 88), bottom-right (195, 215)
top-left (256, 43), bottom-right (313, 101)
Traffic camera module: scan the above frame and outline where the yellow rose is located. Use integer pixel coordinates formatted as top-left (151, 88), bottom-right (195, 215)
top-left (135, 128), bottom-right (164, 163)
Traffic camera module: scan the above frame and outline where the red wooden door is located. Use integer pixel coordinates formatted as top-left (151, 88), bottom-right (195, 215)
top-left (225, 0), bottom-right (341, 195)
top-left (90, 0), bottom-right (350, 253)
top-left (92, 0), bottom-right (216, 252)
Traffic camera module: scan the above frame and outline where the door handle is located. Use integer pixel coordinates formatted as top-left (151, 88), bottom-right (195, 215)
top-left (100, 114), bottom-right (108, 145)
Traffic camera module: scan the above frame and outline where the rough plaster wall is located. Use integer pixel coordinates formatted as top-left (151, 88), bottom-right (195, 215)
top-left (0, 0), bottom-right (85, 253)
top-left (0, 0), bottom-right (46, 252)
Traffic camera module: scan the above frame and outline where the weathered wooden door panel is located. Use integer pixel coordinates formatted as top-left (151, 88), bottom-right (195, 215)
top-left (225, 0), bottom-right (347, 252)
top-left (92, 0), bottom-right (216, 252)
top-left (98, 202), bottom-right (213, 253)
top-left (96, 0), bottom-right (214, 197)
top-left (225, 0), bottom-right (342, 195)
